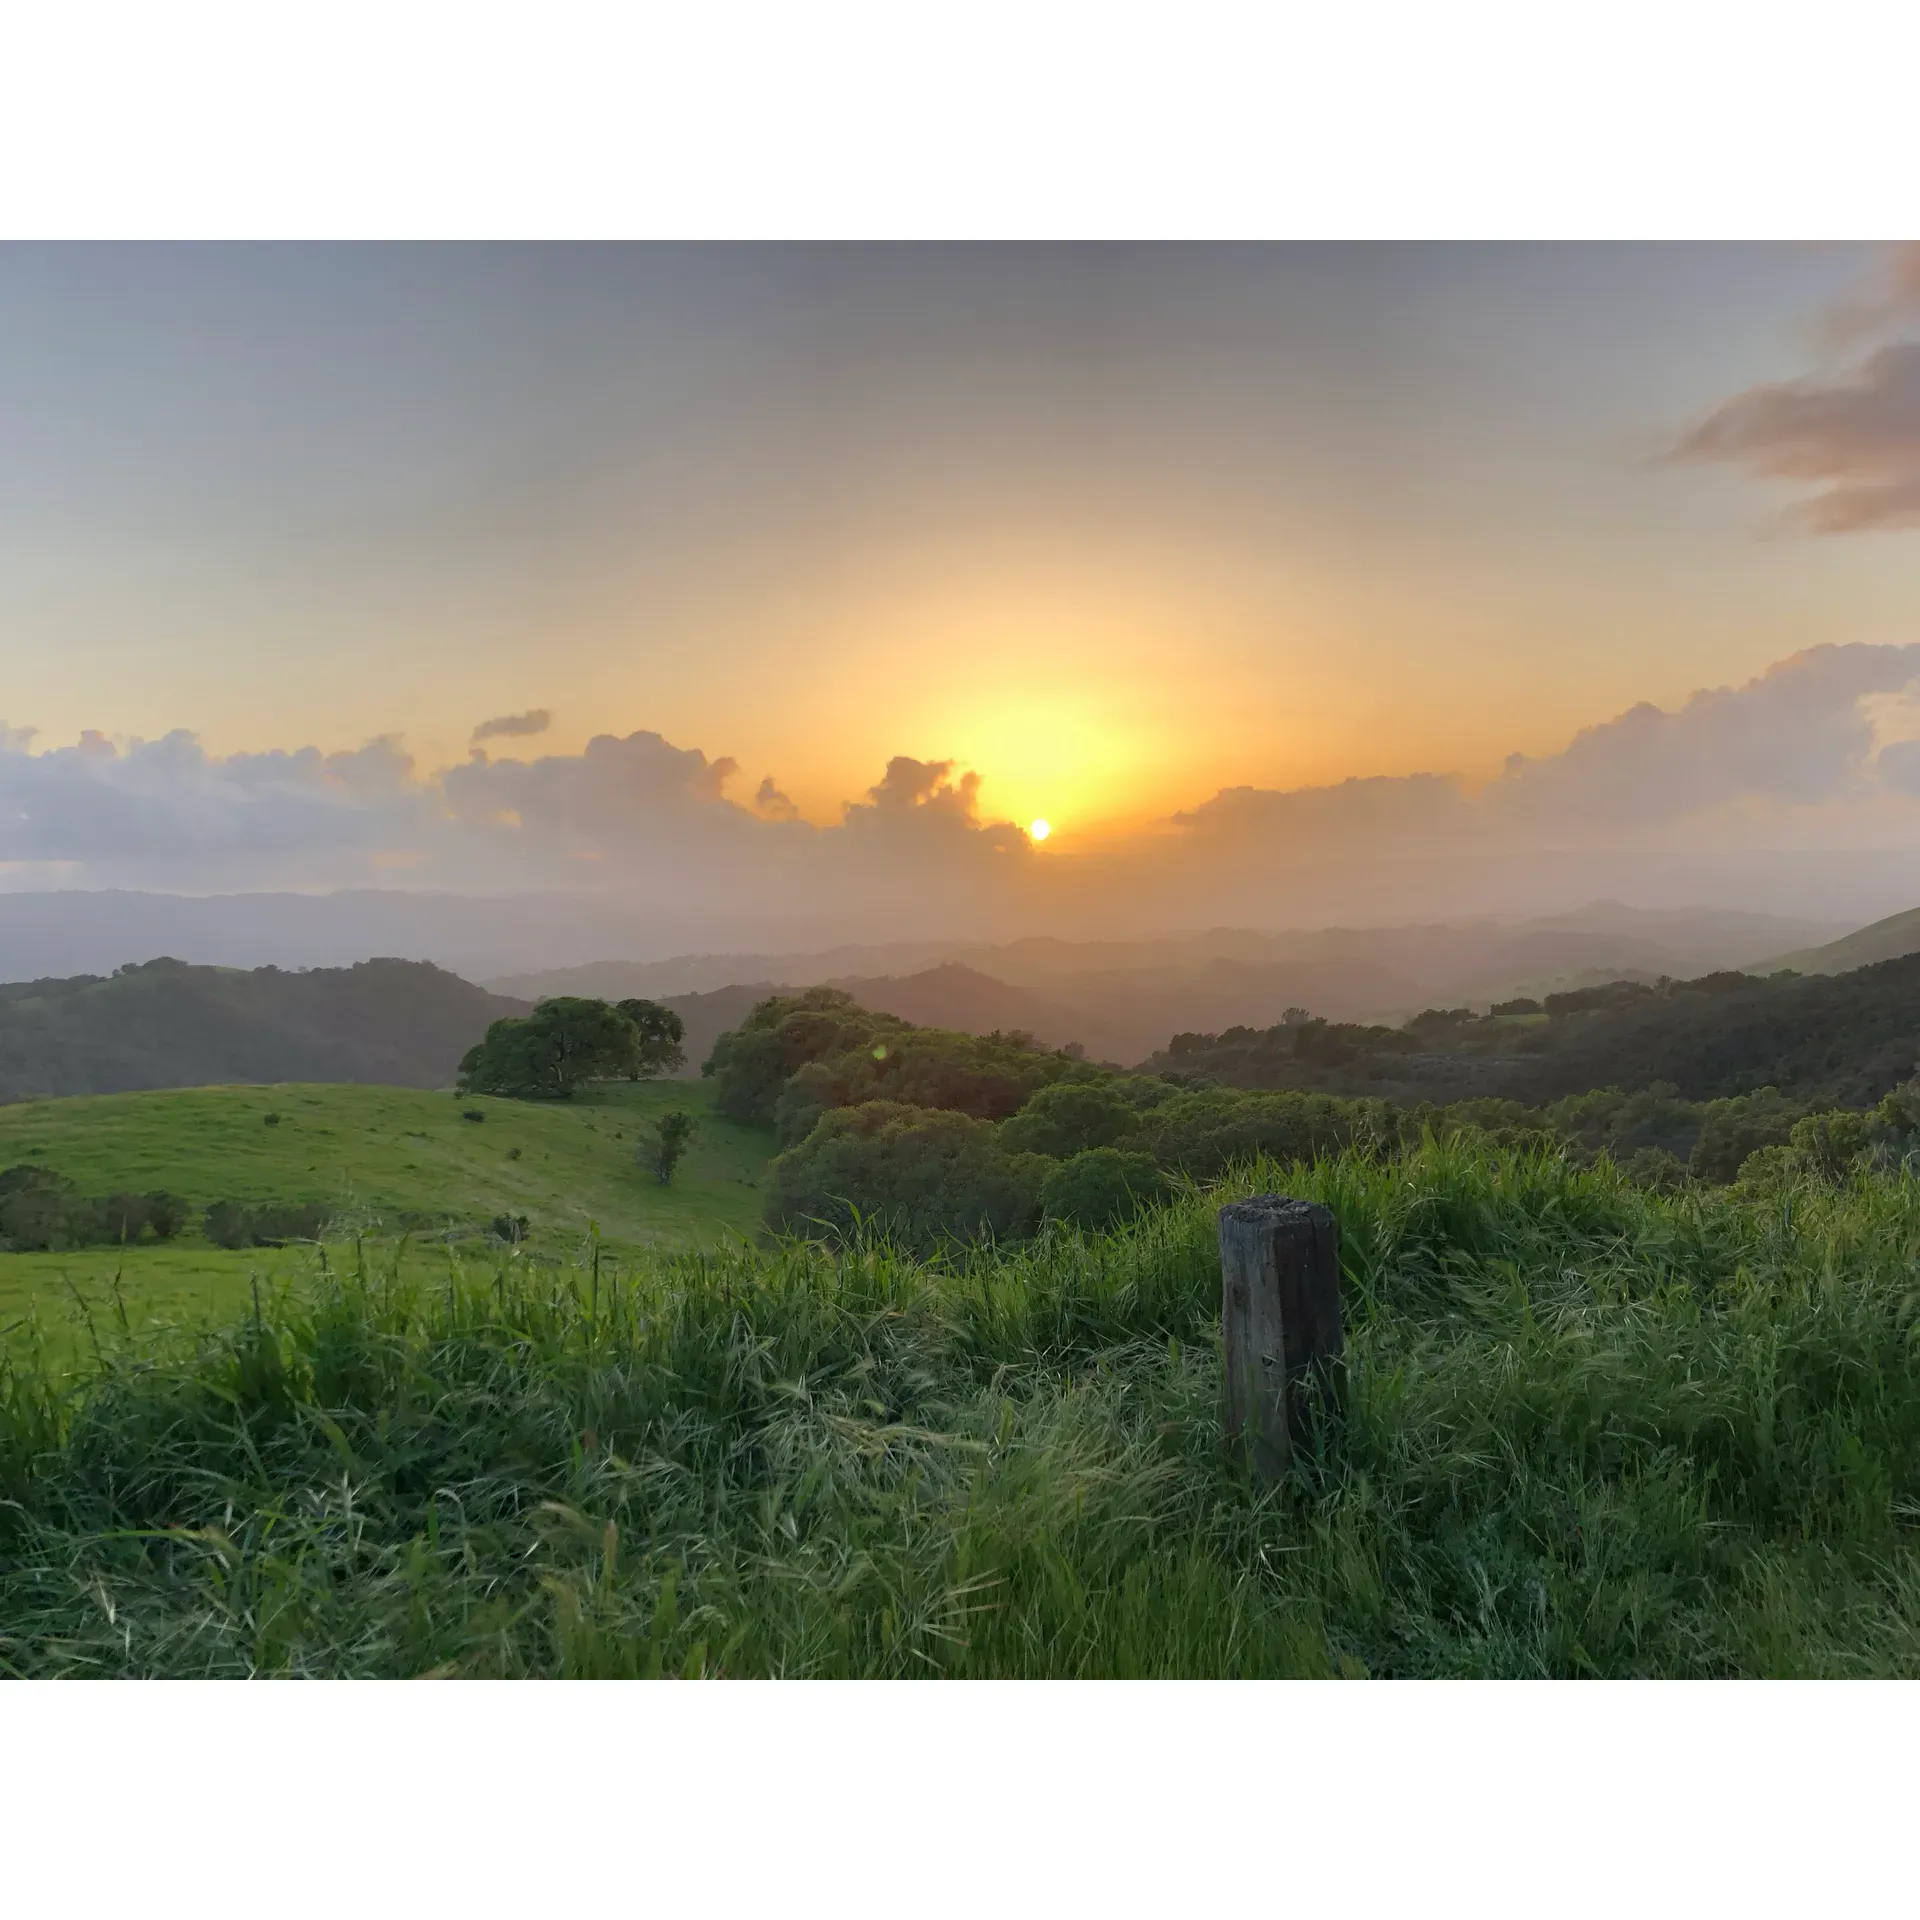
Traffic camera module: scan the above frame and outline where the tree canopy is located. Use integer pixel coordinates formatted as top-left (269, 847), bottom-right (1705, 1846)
top-left (458, 997), bottom-right (644, 1100)
top-left (615, 998), bottom-right (688, 1079)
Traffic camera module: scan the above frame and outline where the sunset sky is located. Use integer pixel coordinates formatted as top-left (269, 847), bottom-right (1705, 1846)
top-left (4, 242), bottom-right (1920, 936)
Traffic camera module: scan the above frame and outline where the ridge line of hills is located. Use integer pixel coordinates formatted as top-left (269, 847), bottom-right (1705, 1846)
top-left (0, 887), bottom-right (1919, 1113)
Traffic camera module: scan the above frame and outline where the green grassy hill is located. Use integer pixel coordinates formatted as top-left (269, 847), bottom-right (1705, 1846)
top-left (0, 1078), bottom-right (775, 1362)
top-left (1761, 904), bottom-right (1920, 976)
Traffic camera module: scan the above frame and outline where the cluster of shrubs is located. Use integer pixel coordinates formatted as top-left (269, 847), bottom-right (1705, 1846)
top-left (201, 1198), bottom-right (334, 1249)
top-left (0, 1166), bottom-right (191, 1252)
top-left (722, 986), bottom-right (1920, 1259)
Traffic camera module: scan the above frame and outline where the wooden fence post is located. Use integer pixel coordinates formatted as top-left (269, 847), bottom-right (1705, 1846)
top-left (1218, 1195), bottom-right (1344, 1480)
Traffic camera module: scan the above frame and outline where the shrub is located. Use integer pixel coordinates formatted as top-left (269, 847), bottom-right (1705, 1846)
top-left (1786, 1108), bottom-right (1872, 1183)
top-left (1689, 1087), bottom-right (1801, 1183)
top-left (1618, 1146), bottom-right (1688, 1191)
top-left (0, 1168), bottom-right (191, 1250)
top-left (462, 1108), bottom-right (486, 1123)
top-left (203, 1199), bottom-right (331, 1249)
top-left (1040, 1147), bottom-right (1168, 1229)
top-left (1001, 1080), bottom-right (1140, 1159)
top-left (1136, 1088), bottom-right (1393, 1179)
top-left (763, 1100), bottom-right (1048, 1255)
top-left (641, 1110), bottom-right (697, 1185)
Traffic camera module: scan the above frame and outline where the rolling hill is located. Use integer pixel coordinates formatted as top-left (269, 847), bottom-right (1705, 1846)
top-left (0, 956), bottom-right (527, 1100)
top-left (494, 902), bottom-right (1842, 1064)
top-left (1760, 905), bottom-right (1920, 978)
top-left (0, 1077), bottom-right (776, 1362)
top-left (1146, 951), bottom-right (1920, 1110)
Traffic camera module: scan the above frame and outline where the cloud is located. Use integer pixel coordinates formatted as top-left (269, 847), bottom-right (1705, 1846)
top-left (470, 708), bottom-right (552, 744)
top-left (10, 645), bottom-right (1920, 939)
top-left (850, 756), bottom-right (981, 821)
top-left (752, 776), bottom-right (799, 821)
top-left (1173, 773), bottom-right (1473, 849)
top-left (1159, 645), bottom-right (1920, 884)
top-left (1491, 644), bottom-right (1920, 827)
top-left (1817, 243), bottom-right (1920, 353)
top-left (1676, 248), bottom-right (1920, 534)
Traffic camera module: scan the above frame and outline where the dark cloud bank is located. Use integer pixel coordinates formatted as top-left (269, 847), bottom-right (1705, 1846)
top-left (8, 646), bottom-right (1920, 975)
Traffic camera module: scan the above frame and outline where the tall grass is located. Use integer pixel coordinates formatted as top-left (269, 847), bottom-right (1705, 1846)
top-left (6, 1136), bottom-right (1920, 1676)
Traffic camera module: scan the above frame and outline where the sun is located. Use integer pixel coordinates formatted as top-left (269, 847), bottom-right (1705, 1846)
top-left (1029, 818), bottom-right (1051, 842)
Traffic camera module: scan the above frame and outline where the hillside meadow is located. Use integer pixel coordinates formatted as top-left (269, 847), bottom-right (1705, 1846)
top-left (0, 1080), bottom-right (772, 1365)
top-left (7, 1137), bottom-right (1920, 1678)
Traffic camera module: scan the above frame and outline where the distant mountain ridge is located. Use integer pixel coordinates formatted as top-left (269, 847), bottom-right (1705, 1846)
top-left (493, 903), bottom-right (1843, 1065)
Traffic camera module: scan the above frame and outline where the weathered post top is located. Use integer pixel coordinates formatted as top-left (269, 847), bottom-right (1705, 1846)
top-left (1218, 1195), bottom-right (1344, 1481)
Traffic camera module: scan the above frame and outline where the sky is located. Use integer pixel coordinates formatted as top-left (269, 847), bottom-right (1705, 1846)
top-left (4, 242), bottom-right (1920, 940)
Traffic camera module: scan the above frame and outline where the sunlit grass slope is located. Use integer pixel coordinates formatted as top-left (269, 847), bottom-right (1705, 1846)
top-left (0, 1080), bottom-right (774, 1362)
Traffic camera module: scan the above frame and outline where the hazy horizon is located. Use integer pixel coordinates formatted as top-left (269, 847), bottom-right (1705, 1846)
top-left (6, 242), bottom-right (1920, 952)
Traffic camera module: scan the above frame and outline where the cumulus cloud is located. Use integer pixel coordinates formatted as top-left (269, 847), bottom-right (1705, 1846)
top-left (470, 708), bottom-right (552, 744)
top-left (1157, 645), bottom-right (1920, 888)
top-left (12, 645), bottom-right (1920, 940)
top-left (0, 729), bottom-right (428, 879)
top-left (1491, 644), bottom-right (1920, 826)
top-left (851, 756), bottom-right (981, 821)
top-left (752, 776), bottom-right (799, 821)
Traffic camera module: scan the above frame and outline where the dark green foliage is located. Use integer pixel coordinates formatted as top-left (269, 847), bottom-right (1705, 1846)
top-left (492, 1213), bottom-right (529, 1244)
top-left (1134, 1088), bottom-right (1396, 1180)
top-left (1786, 1108), bottom-right (1873, 1182)
top-left (203, 1198), bottom-right (331, 1249)
top-left (1619, 1145), bottom-right (1689, 1190)
top-left (1165, 1018), bottom-right (1418, 1079)
top-left (263, 1111), bottom-right (281, 1127)
top-left (642, 1110), bottom-right (697, 1185)
top-left (1490, 997), bottom-right (1541, 1015)
top-left (458, 997), bottom-right (642, 1100)
top-left (1406, 1006), bottom-right (1476, 1033)
top-left (461, 1108), bottom-right (486, 1123)
top-left (0, 955), bottom-right (523, 1099)
top-left (1040, 1147), bottom-right (1168, 1228)
top-left (0, 1167), bottom-right (88, 1251)
top-left (1416, 1096), bottom-right (1554, 1150)
top-left (708, 986), bottom-right (1073, 1143)
top-left (999, 1079), bottom-right (1140, 1159)
top-left (98, 1190), bottom-right (190, 1242)
top-left (762, 1100), bottom-right (1048, 1254)
top-left (614, 999), bottom-right (688, 1079)
top-left (1688, 1087), bottom-right (1802, 1183)
top-left (1143, 953), bottom-right (1920, 1111)
top-left (0, 1166), bottom-right (189, 1250)
top-left (1547, 1081), bottom-right (1701, 1163)
top-left (704, 988), bottom-right (913, 1126)
top-left (1542, 981), bottom-right (1659, 1017)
